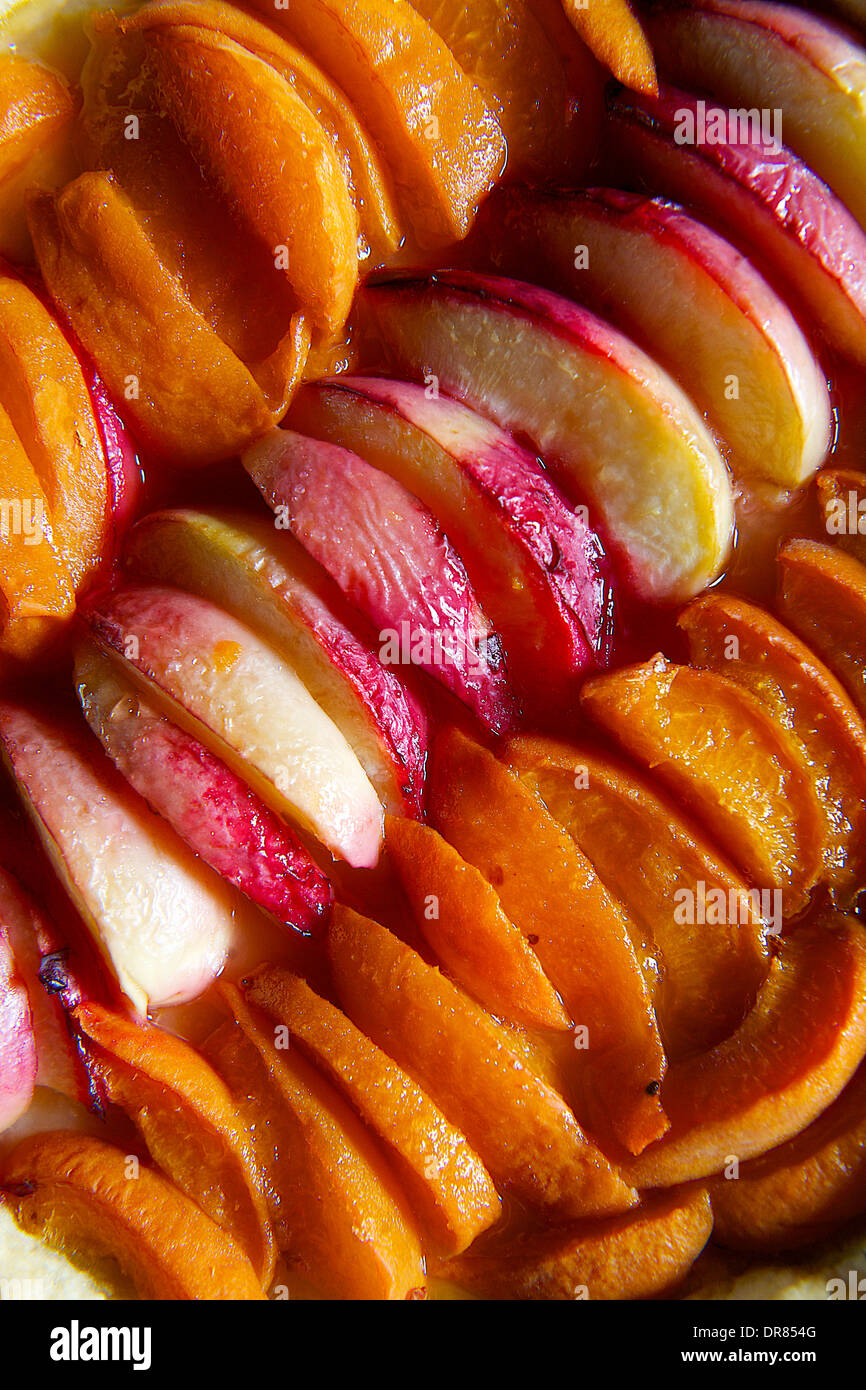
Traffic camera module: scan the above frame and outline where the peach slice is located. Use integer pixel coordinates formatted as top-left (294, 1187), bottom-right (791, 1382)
top-left (0, 916), bottom-right (36, 1132)
top-left (627, 913), bottom-right (866, 1188)
top-left (779, 539), bottom-right (866, 722)
top-left (816, 468), bottom-right (866, 566)
top-left (449, 1187), bottom-right (712, 1300)
top-left (0, 400), bottom-right (74, 661)
top-left (86, 584), bottom-right (384, 868)
top-left (680, 592), bottom-right (866, 902)
top-left (214, 984), bottom-right (425, 1299)
top-left (27, 172), bottom-right (277, 466)
top-left (385, 815), bottom-right (571, 1033)
top-left (285, 375), bottom-right (615, 722)
top-left (645, 0), bottom-right (866, 230)
top-left (0, 1131), bottom-right (265, 1300)
top-left (361, 270), bottom-right (733, 602)
top-left (0, 54), bottom-right (73, 185)
top-left (110, 0), bottom-right (401, 262)
top-left (328, 904), bottom-right (638, 1217)
top-left (148, 24), bottom-right (358, 341)
top-left (74, 640), bottom-right (332, 936)
top-left (709, 1059), bottom-right (866, 1252)
top-left (0, 701), bottom-right (235, 1016)
top-left (408, 0), bottom-right (594, 180)
top-left (581, 655), bottom-right (826, 915)
top-left (428, 729), bottom-right (668, 1154)
top-left (484, 187), bottom-right (832, 487)
top-left (0, 269), bottom-right (109, 591)
top-left (506, 737), bottom-right (769, 1061)
top-left (70, 1002), bottom-right (275, 1282)
top-left (123, 507), bottom-right (427, 818)
top-left (242, 966), bottom-right (502, 1254)
top-left (607, 83), bottom-right (866, 366)
top-left (561, 0), bottom-right (657, 94)
top-left (247, 0), bottom-right (505, 242)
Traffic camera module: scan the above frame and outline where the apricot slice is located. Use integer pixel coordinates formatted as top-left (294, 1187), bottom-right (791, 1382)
top-left (506, 736), bottom-right (769, 1061)
top-left (386, 815), bottom-right (571, 1033)
top-left (0, 271), bottom-right (108, 591)
top-left (214, 984), bottom-right (425, 1299)
top-left (328, 904), bottom-right (638, 1218)
top-left (448, 1186), bottom-right (712, 1300)
top-left (0, 1131), bottom-right (265, 1300)
top-left (709, 1060), bottom-right (866, 1252)
top-left (242, 966), bottom-right (501, 1254)
top-left (27, 172), bottom-right (275, 465)
top-left (148, 24), bottom-right (358, 341)
top-left (71, 1002), bottom-right (275, 1283)
top-left (428, 729), bottom-right (668, 1154)
top-left (249, 0), bottom-right (505, 242)
top-left (626, 913), bottom-right (866, 1188)
top-left (779, 539), bottom-right (866, 722)
top-left (681, 592), bottom-right (866, 902)
top-left (0, 54), bottom-right (73, 185)
top-left (582, 655), bottom-right (825, 917)
top-left (0, 400), bottom-right (74, 661)
top-left (816, 467), bottom-right (866, 566)
top-left (561, 0), bottom-right (657, 94)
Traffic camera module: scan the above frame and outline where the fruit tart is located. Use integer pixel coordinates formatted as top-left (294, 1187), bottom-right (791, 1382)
top-left (0, 0), bottom-right (865, 1307)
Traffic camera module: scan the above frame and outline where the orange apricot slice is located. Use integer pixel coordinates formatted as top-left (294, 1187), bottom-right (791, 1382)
top-left (249, 0), bottom-right (505, 242)
top-left (0, 271), bottom-right (108, 591)
top-left (709, 1059), bottom-right (866, 1252)
top-left (0, 1131), bottom-right (265, 1300)
top-left (328, 904), bottom-right (638, 1218)
top-left (681, 591), bottom-right (866, 902)
top-left (816, 467), bottom-right (866, 566)
top-left (428, 729), bottom-right (668, 1154)
top-left (560, 0), bottom-right (657, 95)
top-left (148, 24), bottom-right (358, 341)
top-left (581, 655), bottom-right (826, 917)
top-left (213, 984), bottom-right (425, 1299)
top-left (27, 172), bottom-right (276, 465)
top-left (71, 1002), bottom-right (275, 1283)
top-left (626, 913), bottom-right (866, 1189)
top-left (385, 815), bottom-right (571, 1033)
top-left (779, 539), bottom-right (866, 722)
top-left (242, 966), bottom-right (501, 1254)
top-left (448, 1186), bottom-right (712, 1300)
top-left (506, 736), bottom-right (769, 1061)
top-left (0, 54), bottom-right (74, 185)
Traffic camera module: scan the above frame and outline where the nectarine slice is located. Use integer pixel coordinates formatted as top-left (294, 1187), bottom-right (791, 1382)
top-left (561, 0), bottom-right (657, 94)
top-left (248, 0), bottom-right (505, 242)
top-left (214, 984), bottom-right (425, 1299)
top-left (506, 736), bottom-right (769, 1061)
top-left (817, 468), bottom-right (866, 567)
top-left (71, 1001), bottom-right (275, 1282)
top-left (681, 591), bottom-right (866, 902)
top-left (0, 1131), bottom-right (265, 1299)
top-left (779, 539), bottom-right (866, 722)
top-left (242, 966), bottom-right (502, 1254)
top-left (27, 172), bottom-right (275, 465)
top-left (328, 904), bottom-right (638, 1218)
top-left (626, 913), bottom-right (866, 1188)
top-left (448, 1187), bottom-right (712, 1300)
top-left (581, 655), bottom-right (826, 916)
top-left (149, 24), bottom-right (358, 341)
top-left (709, 1059), bottom-right (866, 1252)
top-left (428, 729), bottom-right (668, 1154)
top-left (0, 53), bottom-right (73, 184)
top-left (385, 815), bottom-right (571, 1033)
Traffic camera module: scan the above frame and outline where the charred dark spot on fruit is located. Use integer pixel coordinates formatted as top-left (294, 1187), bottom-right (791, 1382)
top-left (527, 934), bottom-right (539, 945)
top-left (645, 1080), bottom-right (661, 1096)
top-left (2, 1181), bottom-right (35, 1198)
top-left (488, 864), bottom-right (505, 888)
top-left (39, 949), bottom-right (70, 994)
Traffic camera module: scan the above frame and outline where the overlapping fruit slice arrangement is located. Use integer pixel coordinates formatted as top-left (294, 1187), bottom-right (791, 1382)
top-left (1, 0), bottom-right (866, 1300)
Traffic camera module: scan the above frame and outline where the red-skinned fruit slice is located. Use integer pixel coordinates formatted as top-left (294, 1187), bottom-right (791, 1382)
top-left (244, 427), bottom-right (517, 735)
top-left (0, 916), bottom-right (36, 1132)
top-left (74, 641), bottom-right (332, 936)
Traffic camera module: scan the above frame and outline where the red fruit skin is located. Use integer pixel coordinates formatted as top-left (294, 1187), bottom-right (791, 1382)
top-left (0, 922), bottom-right (36, 1132)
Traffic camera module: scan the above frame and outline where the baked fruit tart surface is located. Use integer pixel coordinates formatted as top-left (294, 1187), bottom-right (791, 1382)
top-left (0, 0), bottom-right (865, 1303)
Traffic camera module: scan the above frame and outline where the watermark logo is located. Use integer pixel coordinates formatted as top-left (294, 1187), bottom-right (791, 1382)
top-left (826, 1268), bottom-right (866, 1300)
top-left (378, 621), bottom-right (501, 672)
top-left (674, 101), bottom-right (783, 153)
top-left (824, 490), bottom-right (866, 537)
top-left (0, 497), bottom-right (44, 545)
top-left (673, 880), bottom-right (782, 936)
top-left (50, 1320), bottom-right (152, 1371)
